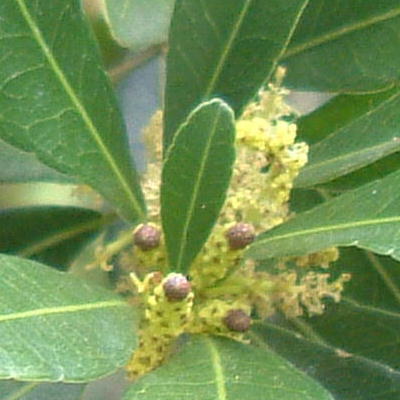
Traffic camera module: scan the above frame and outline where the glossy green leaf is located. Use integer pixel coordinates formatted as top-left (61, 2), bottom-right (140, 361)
top-left (333, 247), bottom-right (400, 311)
top-left (282, 0), bottom-right (400, 92)
top-left (123, 335), bottom-right (333, 400)
top-left (0, 139), bottom-right (72, 184)
top-left (295, 88), bottom-right (400, 187)
top-left (0, 0), bottom-right (145, 222)
top-left (0, 254), bottom-right (137, 382)
top-left (318, 152), bottom-right (400, 193)
top-left (161, 99), bottom-right (235, 272)
top-left (251, 245), bottom-right (400, 400)
top-left (252, 320), bottom-right (400, 400)
top-left (248, 169), bottom-right (400, 261)
top-left (0, 206), bottom-right (112, 270)
top-left (102, 0), bottom-right (175, 50)
top-left (0, 381), bottom-right (85, 400)
top-left (163, 0), bottom-right (310, 149)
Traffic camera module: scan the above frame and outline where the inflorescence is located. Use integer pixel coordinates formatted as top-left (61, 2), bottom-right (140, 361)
top-left (88, 71), bottom-right (350, 379)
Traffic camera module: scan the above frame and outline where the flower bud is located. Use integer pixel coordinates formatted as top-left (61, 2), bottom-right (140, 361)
top-left (133, 224), bottom-right (161, 251)
top-left (225, 223), bottom-right (255, 249)
top-left (163, 273), bottom-right (191, 302)
top-left (223, 309), bottom-right (251, 332)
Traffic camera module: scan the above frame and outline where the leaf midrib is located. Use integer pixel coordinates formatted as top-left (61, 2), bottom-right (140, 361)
top-left (4, 382), bottom-right (40, 400)
top-left (253, 321), bottom-right (400, 378)
top-left (204, 0), bottom-right (253, 97)
top-left (203, 336), bottom-right (227, 400)
top-left (299, 139), bottom-right (400, 180)
top-left (0, 299), bottom-right (125, 322)
top-left (17, 212), bottom-right (116, 258)
top-left (174, 105), bottom-right (222, 271)
top-left (283, 6), bottom-right (400, 58)
top-left (344, 297), bottom-right (400, 319)
top-left (252, 215), bottom-right (400, 249)
top-left (364, 251), bottom-right (400, 306)
top-left (16, 0), bottom-right (144, 219)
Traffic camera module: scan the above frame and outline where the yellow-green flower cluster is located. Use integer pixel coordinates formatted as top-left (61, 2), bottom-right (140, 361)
top-left (126, 272), bottom-right (194, 379)
top-left (228, 96), bottom-right (308, 232)
top-left (294, 247), bottom-right (340, 269)
top-left (188, 299), bottom-right (251, 342)
top-left (268, 270), bottom-right (351, 318)
top-left (189, 224), bottom-right (243, 289)
top-left (120, 75), bottom-right (351, 380)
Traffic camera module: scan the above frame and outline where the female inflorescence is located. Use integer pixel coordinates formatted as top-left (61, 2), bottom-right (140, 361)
top-left (94, 74), bottom-right (351, 379)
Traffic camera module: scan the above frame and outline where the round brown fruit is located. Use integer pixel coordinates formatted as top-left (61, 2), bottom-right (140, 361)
top-left (225, 223), bottom-right (255, 249)
top-left (163, 273), bottom-right (191, 301)
top-left (133, 224), bottom-right (161, 251)
top-left (223, 309), bottom-right (251, 332)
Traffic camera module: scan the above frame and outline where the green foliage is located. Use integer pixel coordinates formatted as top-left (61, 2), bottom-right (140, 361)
top-left (295, 88), bottom-right (400, 187)
top-left (0, 139), bottom-right (73, 184)
top-left (124, 336), bottom-right (333, 400)
top-left (282, 0), bottom-right (400, 91)
top-left (252, 247), bottom-right (400, 400)
top-left (0, 206), bottom-right (110, 269)
top-left (248, 169), bottom-right (400, 260)
top-left (161, 99), bottom-right (235, 272)
top-left (163, 0), bottom-right (309, 150)
top-left (0, 0), bottom-right (145, 222)
top-left (102, 0), bottom-right (175, 50)
top-left (0, 254), bottom-right (137, 382)
top-left (0, 0), bottom-right (400, 399)
top-left (0, 381), bottom-right (86, 400)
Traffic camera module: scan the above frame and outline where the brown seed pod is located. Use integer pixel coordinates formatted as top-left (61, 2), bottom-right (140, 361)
top-left (133, 224), bottom-right (161, 251)
top-left (223, 309), bottom-right (251, 332)
top-left (163, 273), bottom-right (191, 302)
top-left (225, 223), bottom-right (255, 249)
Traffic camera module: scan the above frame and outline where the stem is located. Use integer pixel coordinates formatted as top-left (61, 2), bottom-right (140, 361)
top-left (108, 44), bottom-right (166, 84)
top-left (18, 212), bottom-right (117, 258)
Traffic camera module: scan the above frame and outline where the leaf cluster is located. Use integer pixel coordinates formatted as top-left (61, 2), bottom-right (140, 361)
top-left (0, 1), bottom-right (399, 399)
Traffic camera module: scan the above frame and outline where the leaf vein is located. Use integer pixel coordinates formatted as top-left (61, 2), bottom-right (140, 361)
top-left (15, 0), bottom-right (144, 219)
top-left (0, 300), bottom-right (125, 323)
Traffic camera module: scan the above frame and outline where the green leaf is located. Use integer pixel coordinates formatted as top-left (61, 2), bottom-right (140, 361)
top-left (282, 0), bottom-right (400, 92)
top-left (248, 169), bottom-right (400, 261)
top-left (333, 247), bottom-right (400, 311)
top-left (123, 335), bottom-right (333, 400)
top-left (102, 0), bottom-right (175, 50)
top-left (318, 152), bottom-right (400, 193)
top-left (0, 381), bottom-right (85, 400)
top-left (0, 254), bottom-right (137, 382)
top-left (161, 99), bottom-right (235, 272)
top-left (0, 139), bottom-right (73, 184)
top-left (295, 88), bottom-right (400, 187)
top-left (0, 0), bottom-right (145, 222)
top-left (0, 206), bottom-right (112, 270)
top-left (252, 320), bottom-right (400, 400)
top-left (163, 0), bottom-right (310, 150)
top-left (252, 246), bottom-right (400, 400)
